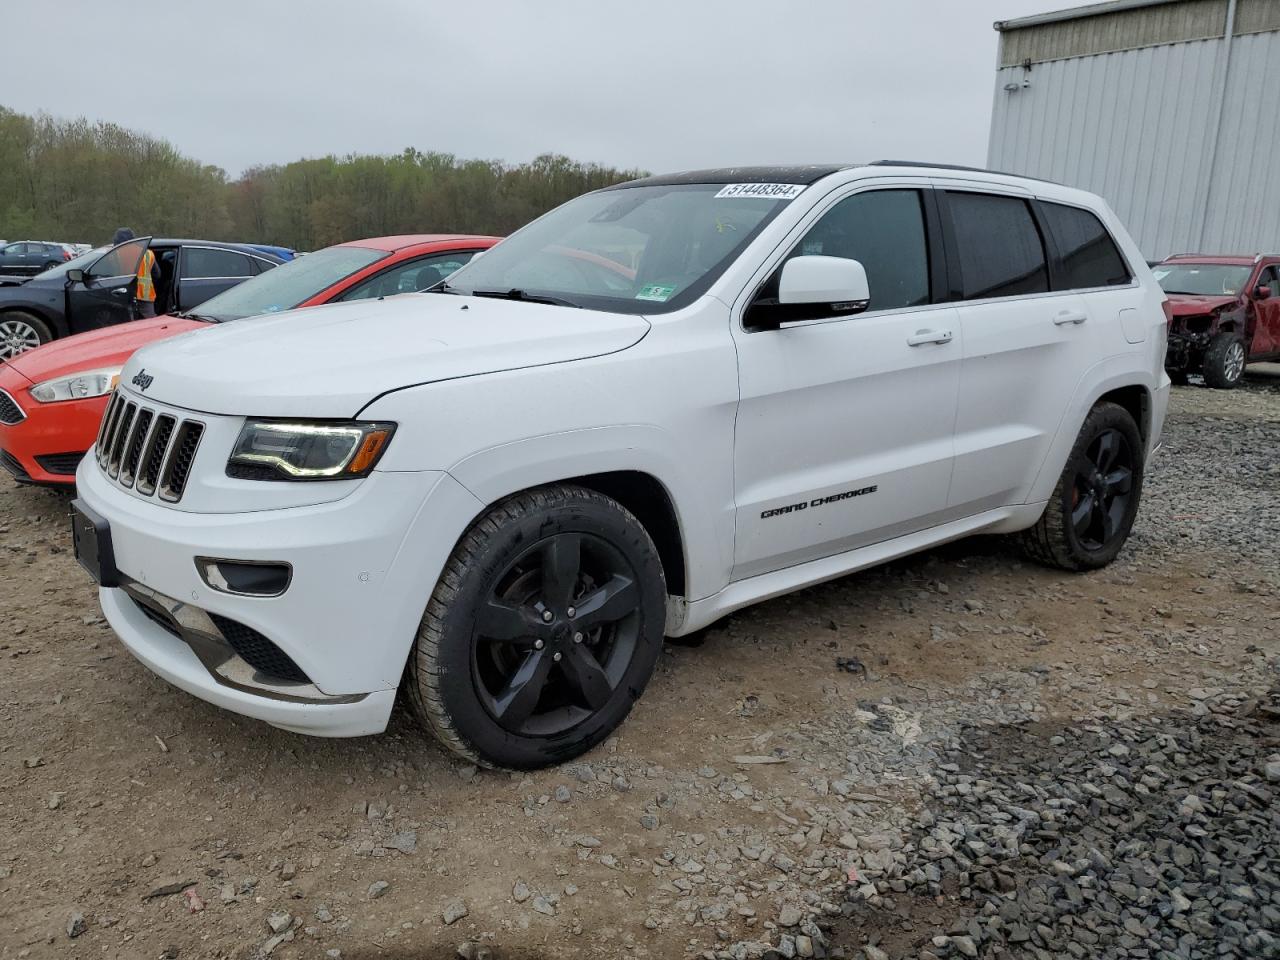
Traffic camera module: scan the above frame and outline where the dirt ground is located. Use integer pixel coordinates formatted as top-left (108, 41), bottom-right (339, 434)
top-left (2, 371), bottom-right (1278, 960)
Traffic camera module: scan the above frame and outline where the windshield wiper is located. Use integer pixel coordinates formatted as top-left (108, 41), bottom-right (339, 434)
top-left (468, 288), bottom-right (582, 309)
top-left (176, 310), bottom-right (220, 323)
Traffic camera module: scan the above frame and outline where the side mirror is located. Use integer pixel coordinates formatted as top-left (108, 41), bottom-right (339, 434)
top-left (1256, 285), bottom-right (1273, 301)
top-left (66, 268), bottom-right (85, 284)
top-left (745, 256), bottom-right (871, 331)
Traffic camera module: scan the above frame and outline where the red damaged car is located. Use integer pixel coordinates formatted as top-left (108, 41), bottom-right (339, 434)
top-left (0, 234), bottom-right (497, 486)
top-left (1153, 254), bottom-right (1280, 388)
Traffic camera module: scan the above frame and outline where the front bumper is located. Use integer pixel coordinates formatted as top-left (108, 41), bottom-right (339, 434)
top-left (0, 369), bottom-right (104, 486)
top-left (76, 455), bottom-right (485, 737)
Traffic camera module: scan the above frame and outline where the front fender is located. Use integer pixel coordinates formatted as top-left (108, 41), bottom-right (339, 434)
top-left (446, 425), bottom-right (730, 603)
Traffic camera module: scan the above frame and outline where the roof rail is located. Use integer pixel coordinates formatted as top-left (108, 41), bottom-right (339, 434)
top-left (868, 160), bottom-right (1063, 186)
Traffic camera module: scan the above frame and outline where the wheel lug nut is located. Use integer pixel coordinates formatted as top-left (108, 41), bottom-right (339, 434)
top-left (541, 610), bottom-right (554, 623)
top-left (534, 639), bottom-right (544, 650)
top-left (553, 652), bottom-right (562, 662)
top-left (573, 632), bottom-right (584, 644)
top-left (567, 606), bottom-right (576, 618)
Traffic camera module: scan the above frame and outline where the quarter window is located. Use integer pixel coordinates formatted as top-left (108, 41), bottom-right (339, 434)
top-left (781, 189), bottom-right (931, 313)
top-left (1040, 202), bottom-right (1130, 289)
top-left (947, 192), bottom-right (1048, 300)
top-left (182, 248), bottom-right (252, 280)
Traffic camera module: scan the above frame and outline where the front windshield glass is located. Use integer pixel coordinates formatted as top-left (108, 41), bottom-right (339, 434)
top-left (33, 246), bottom-right (108, 280)
top-left (441, 183), bottom-right (797, 314)
top-left (189, 245), bottom-right (388, 321)
top-left (1152, 263), bottom-right (1252, 297)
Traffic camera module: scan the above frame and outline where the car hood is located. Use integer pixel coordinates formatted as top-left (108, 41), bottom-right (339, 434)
top-left (3, 315), bottom-right (204, 384)
top-left (0, 274), bottom-right (31, 288)
top-left (1164, 293), bottom-right (1240, 317)
top-left (121, 294), bottom-right (652, 417)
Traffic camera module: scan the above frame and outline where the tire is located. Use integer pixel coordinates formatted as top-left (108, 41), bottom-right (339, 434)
top-left (406, 484), bottom-right (667, 769)
top-left (42, 260), bottom-right (60, 272)
top-left (1201, 333), bottom-right (1247, 389)
top-left (1020, 401), bottom-right (1144, 571)
top-left (0, 310), bottom-right (53, 360)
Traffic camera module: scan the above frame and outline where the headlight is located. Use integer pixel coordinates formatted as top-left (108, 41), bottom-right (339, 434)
top-left (29, 367), bottom-right (121, 403)
top-left (227, 419), bottom-right (395, 481)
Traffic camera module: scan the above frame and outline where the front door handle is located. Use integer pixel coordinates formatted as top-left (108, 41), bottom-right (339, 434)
top-left (907, 329), bottom-right (953, 346)
top-left (1053, 310), bottom-right (1088, 326)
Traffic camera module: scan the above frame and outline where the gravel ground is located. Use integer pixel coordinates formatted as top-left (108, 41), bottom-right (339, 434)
top-left (1, 372), bottom-right (1277, 960)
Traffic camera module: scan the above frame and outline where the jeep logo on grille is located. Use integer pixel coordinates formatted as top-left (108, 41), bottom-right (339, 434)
top-left (131, 369), bottom-right (154, 392)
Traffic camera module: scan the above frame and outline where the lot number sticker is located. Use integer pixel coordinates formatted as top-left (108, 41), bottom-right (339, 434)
top-left (635, 283), bottom-right (677, 302)
top-left (714, 183), bottom-right (806, 200)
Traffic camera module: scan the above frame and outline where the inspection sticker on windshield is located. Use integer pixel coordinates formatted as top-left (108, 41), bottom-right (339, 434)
top-left (714, 183), bottom-right (806, 200)
top-left (635, 283), bottom-right (677, 302)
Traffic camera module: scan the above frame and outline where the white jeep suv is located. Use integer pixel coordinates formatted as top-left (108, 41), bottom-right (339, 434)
top-left (73, 163), bottom-right (1170, 768)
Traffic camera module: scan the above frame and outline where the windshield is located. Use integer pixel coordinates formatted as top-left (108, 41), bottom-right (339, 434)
top-left (33, 246), bottom-right (109, 280)
top-left (188, 245), bottom-right (388, 321)
top-left (1152, 263), bottom-right (1252, 297)
top-left (441, 183), bottom-right (796, 314)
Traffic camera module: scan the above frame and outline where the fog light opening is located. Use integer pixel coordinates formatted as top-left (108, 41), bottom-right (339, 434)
top-left (196, 558), bottom-right (292, 598)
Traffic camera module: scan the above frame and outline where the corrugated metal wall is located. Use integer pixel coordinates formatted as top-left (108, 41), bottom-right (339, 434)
top-left (989, 15), bottom-right (1280, 259)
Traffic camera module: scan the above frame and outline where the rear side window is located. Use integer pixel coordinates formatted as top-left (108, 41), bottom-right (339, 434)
top-left (947, 192), bottom-right (1048, 300)
top-left (1040, 202), bottom-right (1130, 289)
top-left (182, 248), bottom-right (252, 280)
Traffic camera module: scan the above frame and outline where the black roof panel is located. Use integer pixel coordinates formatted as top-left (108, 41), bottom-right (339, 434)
top-left (605, 165), bottom-right (854, 190)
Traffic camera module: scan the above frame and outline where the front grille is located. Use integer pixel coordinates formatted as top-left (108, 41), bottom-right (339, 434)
top-left (34, 451), bottom-right (84, 476)
top-left (0, 389), bottom-right (24, 425)
top-left (0, 448), bottom-right (29, 480)
top-left (207, 613), bottom-right (310, 683)
top-left (96, 390), bottom-right (203, 502)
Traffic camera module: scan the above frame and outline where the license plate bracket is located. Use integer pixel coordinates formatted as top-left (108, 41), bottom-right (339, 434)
top-left (70, 499), bottom-right (120, 588)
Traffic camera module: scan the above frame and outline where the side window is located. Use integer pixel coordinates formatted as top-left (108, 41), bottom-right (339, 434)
top-left (947, 192), bottom-right (1049, 300)
top-left (251, 257), bottom-right (279, 275)
top-left (90, 238), bottom-right (148, 278)
top-left (1260, 266), bottom-right (1280, 297)
top-left (1040, 202), bottom-right (1130, 289)
top-left (181, 248), bottom-right (252, 280)
top-left (338, 251), bottom-right (479, 303)
top-left (778, 189), bottom-right (930, 313)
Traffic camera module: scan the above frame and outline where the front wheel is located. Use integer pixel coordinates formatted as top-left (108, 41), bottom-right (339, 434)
top-left (406, 485), bottom-right (667, 769)
top-left (1201, 333), bottom-right (1246, 389)
top-left (0, 311), bottom-right (53, 359)
top-left (1021, 402), bottom-right (1144, 571)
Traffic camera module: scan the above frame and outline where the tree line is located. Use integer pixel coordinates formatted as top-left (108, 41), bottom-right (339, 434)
top-left (0, 106), bottom-right (644, 250)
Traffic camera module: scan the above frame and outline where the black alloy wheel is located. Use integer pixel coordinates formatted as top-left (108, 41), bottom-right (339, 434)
top-left (473, 532), bottom-right (641, 737)
top-left (407, 485), bottom-right (666, 769)
top-left (1021, 401), bottom-right (1145, 571)
top-left (1069, 428), bottom-right (1134, 551)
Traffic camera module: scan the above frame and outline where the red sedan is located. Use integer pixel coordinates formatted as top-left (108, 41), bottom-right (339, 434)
top-left (0, 234), bottom-right (497, 486)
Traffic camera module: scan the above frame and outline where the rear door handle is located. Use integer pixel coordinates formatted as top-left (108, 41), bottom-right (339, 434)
top-left (907, 329), bottom-right (953, 346)
top-left (1053, 310), bottom-right (1088, 325)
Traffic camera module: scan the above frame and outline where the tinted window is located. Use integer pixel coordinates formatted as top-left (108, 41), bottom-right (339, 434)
top-left (90, 238), bottom-right (148, 279)
top-left (182, 248), bottom-right (252, 279)
top-left (948, 192), bottom-right (1048, 299)
top-left (783, 189), bottom-right (930, 312)
top-left (1040, 202), bottom-right (1130, 289)
top-left (338, 251), bottom-right (479, 302)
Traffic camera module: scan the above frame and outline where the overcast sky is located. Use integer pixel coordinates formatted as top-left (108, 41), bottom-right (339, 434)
top-left (6, 0), bottom-right (1055, 177)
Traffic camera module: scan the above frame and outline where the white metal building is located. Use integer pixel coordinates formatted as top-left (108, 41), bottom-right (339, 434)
top-left (988, 0), bottom-right (1280, 260)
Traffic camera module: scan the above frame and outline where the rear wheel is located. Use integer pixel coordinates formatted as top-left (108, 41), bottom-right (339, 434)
top-left (42, 260), bottom-right (60, 273)
top-left (0, 311), bottom-right (52, 359)
top-left (406, 485), bottom-right (666, 769)
top-left (1202, 333), bottom-right (1246, 389)
top-left (1021, 402), bottom-right (1144, 571)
